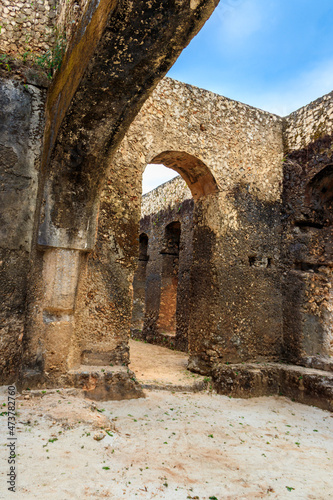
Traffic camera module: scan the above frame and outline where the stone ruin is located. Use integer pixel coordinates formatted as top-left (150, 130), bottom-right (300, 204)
top-left (0, 0), bottom-right (332, 409)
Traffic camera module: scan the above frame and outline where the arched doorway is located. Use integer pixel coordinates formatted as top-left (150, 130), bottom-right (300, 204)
top-left (130, 152), bottom-right (218, 357)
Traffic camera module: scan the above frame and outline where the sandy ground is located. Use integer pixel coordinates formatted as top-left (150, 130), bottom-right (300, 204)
top-left (0, 342), bottom-right (332, 500)
top-left (129, 339), bottom-right (206, 387)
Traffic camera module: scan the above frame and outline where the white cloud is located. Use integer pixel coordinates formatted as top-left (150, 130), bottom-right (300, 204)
top-left (215, 0), bottom-right (264, 44)
top-left (248, 58), bottom-right (333, 115)
top-left (142, 164), bottom-right (178, 194)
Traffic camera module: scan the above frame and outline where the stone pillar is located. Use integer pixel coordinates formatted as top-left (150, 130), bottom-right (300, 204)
top-left (41, 248), bottom-right (81, 374)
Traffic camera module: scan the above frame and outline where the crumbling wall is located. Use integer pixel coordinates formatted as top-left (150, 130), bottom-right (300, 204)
top-left (131, 179), bottom-right (194, 352)
top-left (17, 0), bottom-right (218, 389)
top-left (0, 77), bottom-right (45, 382)
top-left (93, 77), bottom-right (285, 375)
top-left (283, 91), bottom-right (333, 365)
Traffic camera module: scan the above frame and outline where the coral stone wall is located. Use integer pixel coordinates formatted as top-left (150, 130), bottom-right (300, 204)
top-left (284, 91), bottom-right (333, 151)
top-left (0, 0), bottom-right (88, 55)
top-left (141, 176), bottom-right (191, 217)
top-left (1, 0), bottom-right (59, 55)
top-left (282, 92), bottom-right (333, 364)
top-left (83, 77), bottom-right (285, 374)
top-left (0, 77), bottom-right (45, 382)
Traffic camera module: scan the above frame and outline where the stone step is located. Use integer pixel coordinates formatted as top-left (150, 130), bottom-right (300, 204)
top-left (139, 379), bottom-right (210, 393)
top-left (19, 365), bottom-right (145, 401)
top-left (212, 362), bottom-right (333, 412)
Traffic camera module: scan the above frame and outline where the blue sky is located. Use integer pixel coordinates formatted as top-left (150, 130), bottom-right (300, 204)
top-left (143, 0), bottom-right (333, 193)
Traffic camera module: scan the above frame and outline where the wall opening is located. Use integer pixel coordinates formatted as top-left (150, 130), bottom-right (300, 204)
top-left (131, 233), bottom-right (149, 334)
top-left (157, 221), bottom-right (181, 336)
top-left (149, 151), bottom-right (218, 200)
top-left (130, 152), bottom-right (218, 357)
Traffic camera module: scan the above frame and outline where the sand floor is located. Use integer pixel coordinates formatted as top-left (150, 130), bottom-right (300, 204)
top-left (0, 341), bottom-right (332, 499)
top-left (129, 339), bottom-right (206, 388)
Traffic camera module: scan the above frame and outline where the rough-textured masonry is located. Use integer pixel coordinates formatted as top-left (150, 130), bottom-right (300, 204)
top-left (0, 0), bottom-right (88, 55)
top-left (0, 79), bottom-right (45, 381)
top-left (99, 76), bottom-right (284, 378)
top-left (131, 177), bottom-right (194, 352)
top-left (282, 93), bottom-right (333, 368)
top-left (0, 0), bottom-right (218, 400)
top-left (0, 0), bottom-right (333, 408)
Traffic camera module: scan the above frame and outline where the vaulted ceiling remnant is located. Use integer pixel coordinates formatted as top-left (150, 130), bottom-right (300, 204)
top-left (38, 0), bottom-right (220, 251)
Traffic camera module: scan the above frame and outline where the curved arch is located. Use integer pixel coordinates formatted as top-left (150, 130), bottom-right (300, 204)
top-left (150, 151), bottom-right (218, 201)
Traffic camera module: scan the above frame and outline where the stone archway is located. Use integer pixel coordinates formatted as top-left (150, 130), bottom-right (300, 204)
top-left (74, 146), bottom-right (219, 372)
top-left (127, 152), bottom-right (220, 369)
top-left (150, 151), bottom-right (219, 200)
top-left (18, 0), bottom-right (219, 389)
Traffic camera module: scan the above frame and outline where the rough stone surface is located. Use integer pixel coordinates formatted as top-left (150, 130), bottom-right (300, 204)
top-left (90, 77), bottom-right (285, 378)
top-left (0, 77), bottom-right (45, 383)
top-left (282, 93), bottom-right (333, 366)
top-left (141, 176), bottom-right (191, 217)
top-left (0, 0), bottom-right (88, 56)
top-left (131, 192), bottom-right (194, 352)
top-left (1, 0), bottom-right (333, 412)
top-left (20, 0), bottom-right (218, 388)
top-left (212, 362), bottom-right (333, 412)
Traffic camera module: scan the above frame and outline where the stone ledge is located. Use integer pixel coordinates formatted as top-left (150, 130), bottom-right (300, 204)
top-left (18, 365), bottom-right (145, 401)
top-left (302, 356), bottom-right (333, 373)
top-left (140, 380), bottom-right (210, 393)
top-left (212, 362), bottom-right (333, 412)
top-left (67, 366), bottom-right (145, 401)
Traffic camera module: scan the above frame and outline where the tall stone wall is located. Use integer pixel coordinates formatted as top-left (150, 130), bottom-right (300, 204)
top-left (0, 77), bottom-right (45, 382)
top-left (282, 92), bottom-right (333, 365)
top-left (141, 176), bottom-right (191, 217)
top-left (132, 181), bottom-right (194, 352)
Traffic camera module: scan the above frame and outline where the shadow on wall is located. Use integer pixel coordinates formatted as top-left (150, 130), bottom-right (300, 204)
top-left (282, 144), bottom-right (333, 363)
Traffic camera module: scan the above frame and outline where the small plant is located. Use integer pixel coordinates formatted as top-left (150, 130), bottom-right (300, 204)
top-left (0, 54), bottom-right (12, 72)
top-left (22, 51), bottom-right (30, 63)
top-left (35, 32), bottom-right (66, 78)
